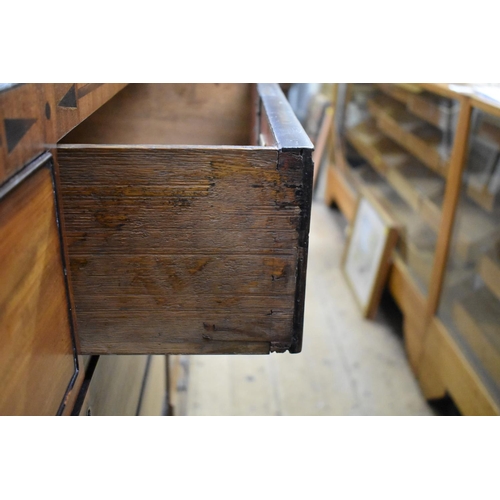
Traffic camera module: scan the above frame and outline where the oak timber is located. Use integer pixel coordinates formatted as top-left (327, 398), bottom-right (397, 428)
top-left (58, 83), bottom-right (313, 355)
top-left (58, 147), bottom-right (298, 354)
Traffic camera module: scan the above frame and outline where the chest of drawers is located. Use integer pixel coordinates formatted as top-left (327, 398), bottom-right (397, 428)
top-left (0, 83), bottom-right (313, 415)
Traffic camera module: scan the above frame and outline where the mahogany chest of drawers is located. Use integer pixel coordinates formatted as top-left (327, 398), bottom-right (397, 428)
top-left (0, 83), bottom-right (313, 415)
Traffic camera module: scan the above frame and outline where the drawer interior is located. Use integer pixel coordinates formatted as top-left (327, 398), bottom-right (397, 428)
top-left (56, 83), bottom-right (313, 356)
top-left (60, 83), bottom-right (253, 146)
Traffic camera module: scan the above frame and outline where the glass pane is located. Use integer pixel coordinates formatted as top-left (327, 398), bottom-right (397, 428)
top-left (438, 107), bottom-right (500, 404)
top-left (337, 83), bottom-right (461, 295)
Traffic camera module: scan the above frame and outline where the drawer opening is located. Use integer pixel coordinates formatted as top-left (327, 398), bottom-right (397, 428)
top-left (56, 84), bottom-right (314, 356)
top-left (60, 83), bottom-right (255, 147)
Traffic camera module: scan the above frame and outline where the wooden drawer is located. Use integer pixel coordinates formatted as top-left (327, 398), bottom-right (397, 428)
top-left (0, 154), bottom-right (79, 415)
top-left (57, 83), bottom-right (313, 356)
top-left (77, 355), bottom-right (150, 416)
top-left (138, 355), bottom-right (167, 416)
top-left (0, 83), bottom-right (127, 186)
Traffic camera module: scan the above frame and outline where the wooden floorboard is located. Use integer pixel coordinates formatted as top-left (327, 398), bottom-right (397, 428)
top-left (182, 170), bottom-right (435, 416)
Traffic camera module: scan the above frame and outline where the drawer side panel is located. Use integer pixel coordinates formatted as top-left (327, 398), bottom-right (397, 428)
top-left (58, 147), bottom-right (307, 354)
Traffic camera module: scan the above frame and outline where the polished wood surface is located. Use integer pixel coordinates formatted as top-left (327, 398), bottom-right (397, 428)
top-left (0, 83), bottom-right (127, 185)
top-left (0, 159), bottom-right (77, 415)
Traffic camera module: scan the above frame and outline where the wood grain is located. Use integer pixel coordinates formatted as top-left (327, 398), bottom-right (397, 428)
top-left (78, 355), bottom-right (149, 416)
top-left (57, 147), bottom-right (305, 354)
top-left (0, 84), bottom-right (48, 184)
top-left (61, 83), bottom-right (252, 146)
top-left (0, 84), bottom-right (127, 185)
top-left (0, 161), bottom-right (77, 415)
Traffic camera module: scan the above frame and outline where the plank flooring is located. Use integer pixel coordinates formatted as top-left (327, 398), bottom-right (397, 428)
top-left (177, 172), bottom-right (435, 416)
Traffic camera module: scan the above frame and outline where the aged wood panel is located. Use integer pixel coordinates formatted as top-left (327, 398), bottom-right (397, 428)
top-left (58, 146), bottom-right (306, 354)
top-left (71, 255), bottom-right (297, 302)
top-left (0, 158), bottom-right (77, 415)
top-left (61, 83), bottom-right (252, 146)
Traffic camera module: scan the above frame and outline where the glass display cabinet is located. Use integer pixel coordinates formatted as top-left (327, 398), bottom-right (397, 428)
top-left (423, 94), bottom-right (500, 415)
top-left (326, 83), bottom-right (500, 414)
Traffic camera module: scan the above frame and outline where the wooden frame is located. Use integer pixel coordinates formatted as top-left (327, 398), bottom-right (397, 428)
top-left (341, 190), bottom-right (399, 319)
top-left (327, 83), bottom-right (500, 414)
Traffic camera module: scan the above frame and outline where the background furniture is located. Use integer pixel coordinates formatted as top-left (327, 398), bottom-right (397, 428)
top-left (326, 83), bottom-right (500, 415)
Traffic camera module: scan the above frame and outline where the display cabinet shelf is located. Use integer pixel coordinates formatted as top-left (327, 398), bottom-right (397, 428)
top-left (368, 94), bottom-right (450, 177)
top-left (478, 248), bottom-right (500, 301)
top-left (326, 83), bottom-right (500, 414)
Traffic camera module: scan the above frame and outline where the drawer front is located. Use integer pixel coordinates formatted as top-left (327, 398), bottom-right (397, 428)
top-left (57, 83), bottom-right (313, 356)
top-left (79, 355), bottom-right (149, 416)
top-left (0, 83), bottom-right (127, 185)
top-left (0, 155), bottom-right (78, 415)
top-left (138, 355), bottom-right (167, 416)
